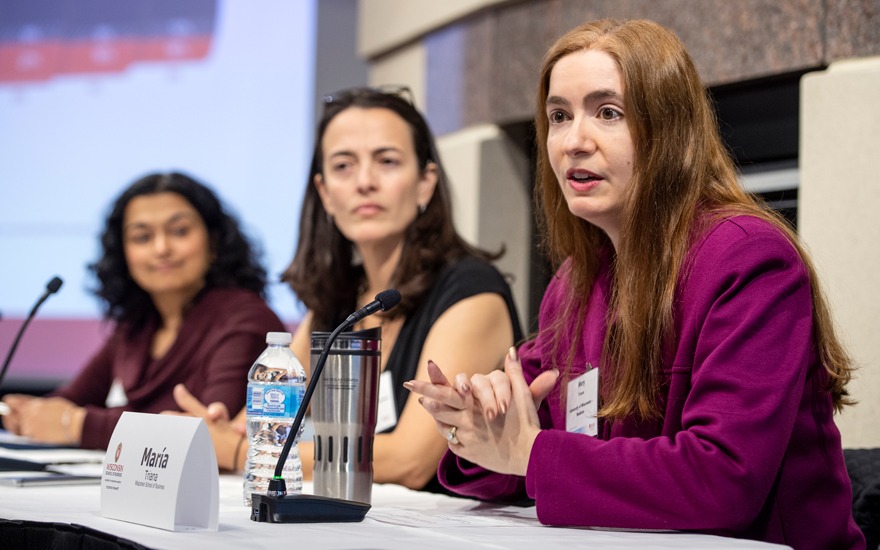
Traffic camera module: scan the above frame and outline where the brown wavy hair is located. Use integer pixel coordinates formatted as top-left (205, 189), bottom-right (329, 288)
top-left (534, 19), bottom-right (854, 418)
top-left (90, 171), bottom-right (268, 331)
top-left (283, 87), bottom-right (498, 330)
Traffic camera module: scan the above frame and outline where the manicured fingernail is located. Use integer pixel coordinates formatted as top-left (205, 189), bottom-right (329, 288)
top-left (402, 381), bottom-right (415, 391)
top-left (508, 347), bottom-right (518, 361)
top-left (500, 403), bottom-right (507, 414)
top-left (459, 382), bottom-right (470, 393)
top-left (487, 409), bottom-right (496, 421)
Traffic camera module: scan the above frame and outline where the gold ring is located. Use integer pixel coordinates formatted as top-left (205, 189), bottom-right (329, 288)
top-left (447, 426), bottom-right (460, 445)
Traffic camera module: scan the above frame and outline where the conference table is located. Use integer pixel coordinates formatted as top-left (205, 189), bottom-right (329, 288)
top-left (0, 473), bottom-right (790, 549)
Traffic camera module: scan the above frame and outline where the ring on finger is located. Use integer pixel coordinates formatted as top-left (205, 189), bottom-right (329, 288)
top-left (447, 425), bottom-right (461, 445)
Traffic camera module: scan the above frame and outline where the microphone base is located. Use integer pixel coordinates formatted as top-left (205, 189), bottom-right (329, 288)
top-left (250, 493), bottom-right (371, 523)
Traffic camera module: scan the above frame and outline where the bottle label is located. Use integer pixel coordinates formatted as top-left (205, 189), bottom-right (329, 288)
top-left (246, 383), bottom-right (304, 417)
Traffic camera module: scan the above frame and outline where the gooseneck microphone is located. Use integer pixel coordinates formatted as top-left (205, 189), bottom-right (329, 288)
top-left (0, 276), bottom-right (64, 390)
top-left (344, 289), bottom-right (401, 325)
top-left (251, 288), bottom-right (401, 524)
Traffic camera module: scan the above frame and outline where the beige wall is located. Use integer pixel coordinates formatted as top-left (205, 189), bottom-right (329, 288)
top-left (800, 58), bottom-right (880, 448)
top-left (358, 0), bottom-right (510, 59)
top-left (437, 125), bottom-right (531, 331)
top-left (360, 0), bottom-right (532, 328)
top-left (366, 41), bottom-right (427, 108)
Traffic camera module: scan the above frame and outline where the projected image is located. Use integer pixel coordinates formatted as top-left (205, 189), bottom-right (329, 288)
top-left (0, 0), bottom-right (218, 84)
top-left (0, 0), bottom-right (316, 390)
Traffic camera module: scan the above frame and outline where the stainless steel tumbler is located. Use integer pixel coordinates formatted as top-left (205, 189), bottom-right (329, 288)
top-left (310, 327), bottom-right (381, 504)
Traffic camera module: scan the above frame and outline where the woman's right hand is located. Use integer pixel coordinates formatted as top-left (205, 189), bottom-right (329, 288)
top-left (408, 349), bottom-right (558, 477)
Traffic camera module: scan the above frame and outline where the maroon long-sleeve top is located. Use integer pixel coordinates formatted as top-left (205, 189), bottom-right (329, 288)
top-left (54, 287), bottom-right (284, 449)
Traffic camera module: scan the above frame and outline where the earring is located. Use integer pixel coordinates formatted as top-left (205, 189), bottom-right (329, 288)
top-left (418, 204), bottom-right (426, 215)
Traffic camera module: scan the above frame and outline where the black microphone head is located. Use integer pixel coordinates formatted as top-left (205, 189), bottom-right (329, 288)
top-left (47, 276), bottom-right (63, 294)
top-left (375, 289), bottom-right (401, 312)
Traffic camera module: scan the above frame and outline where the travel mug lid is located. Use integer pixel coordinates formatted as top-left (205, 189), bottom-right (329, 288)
top-left (310, 327), bottom-right (381, 352)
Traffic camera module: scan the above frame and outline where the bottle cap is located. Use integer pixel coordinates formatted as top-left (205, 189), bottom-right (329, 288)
top-left (266, 332), bottom-right (292, 345)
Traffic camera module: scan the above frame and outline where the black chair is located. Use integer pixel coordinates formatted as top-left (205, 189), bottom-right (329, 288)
top-left (845, 448), bottom-right (880, 549)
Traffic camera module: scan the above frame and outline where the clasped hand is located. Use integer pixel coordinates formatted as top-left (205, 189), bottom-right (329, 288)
top-left (406, 347), bottom-right (558, 477)
top-left (1, 394), bottom-right (81, 444)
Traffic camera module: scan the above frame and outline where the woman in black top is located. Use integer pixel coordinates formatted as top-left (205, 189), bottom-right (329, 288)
top-left (175, 87), bottom-right (522, 491)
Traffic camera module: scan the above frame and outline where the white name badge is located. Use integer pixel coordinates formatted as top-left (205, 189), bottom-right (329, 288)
top-left (375, 370), bottom-right (398, 433)
top-left (566, 367), bottom-right (598, 436)
top-left (100, 412), bottom-right (219, 531)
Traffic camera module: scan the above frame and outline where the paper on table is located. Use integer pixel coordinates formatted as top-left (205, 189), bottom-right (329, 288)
top-left (0, 448), bottom-right (104, 486)
top-left (0, 470), bottom-right (101, 487)
top-left (0, 429), bottom-right (74, 449)
top-left (368, 506), bottom-right (538, 527)
top-left (0, 446), bottom-right (105, 465)
top-left (48, 462), bottom-right (104, 476)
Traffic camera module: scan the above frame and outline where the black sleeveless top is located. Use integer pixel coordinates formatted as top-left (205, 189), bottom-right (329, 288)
top-left (381, 256), bottom-right (523, 423)
top-left (377, 256), bottom-right (524, 492)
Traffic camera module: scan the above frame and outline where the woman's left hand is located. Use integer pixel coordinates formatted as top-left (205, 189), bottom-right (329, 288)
top-left (166, 384), bottom-right (246, 470)
top-left (408, 349), bottom-right (557, 477)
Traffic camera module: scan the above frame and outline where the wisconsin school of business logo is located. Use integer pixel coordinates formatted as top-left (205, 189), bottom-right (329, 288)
top-left (105, 442), bottom-right (125, 477)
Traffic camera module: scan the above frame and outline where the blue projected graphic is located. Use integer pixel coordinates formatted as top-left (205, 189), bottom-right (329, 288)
top-left (0, 0), bottom-right (317, 385)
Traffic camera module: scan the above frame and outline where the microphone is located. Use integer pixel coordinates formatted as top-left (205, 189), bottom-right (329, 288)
top-left (344, 289), bottom-right (401, 325)
top-left (251, 288), bottom-right (401, 524)
top-left (0, 276), bottom-right (64, 390)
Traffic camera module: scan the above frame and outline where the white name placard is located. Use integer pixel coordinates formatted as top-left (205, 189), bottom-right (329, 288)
top-left (100, 412), bottom-right (219, 531)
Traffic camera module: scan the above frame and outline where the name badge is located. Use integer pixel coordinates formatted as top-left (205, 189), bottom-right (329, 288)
top-left (566, 366), bottom-right (598, 436)
top-left (375, 370), bottom-right (397, 433)
top-left (100, 412), bottom-right (219, 531)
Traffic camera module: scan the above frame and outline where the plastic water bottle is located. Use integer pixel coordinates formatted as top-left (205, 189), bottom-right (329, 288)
top-left (243, 332), bottom-right (306, 506)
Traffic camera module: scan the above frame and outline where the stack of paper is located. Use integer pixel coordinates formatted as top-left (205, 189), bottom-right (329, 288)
top-left (0, 430), bottom-right (104, 486)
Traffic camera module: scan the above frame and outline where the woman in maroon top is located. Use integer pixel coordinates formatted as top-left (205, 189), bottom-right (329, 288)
top-left (2, 172), bottom-right (284, 449)
top-left (408, 19), bottom-right (864, 548)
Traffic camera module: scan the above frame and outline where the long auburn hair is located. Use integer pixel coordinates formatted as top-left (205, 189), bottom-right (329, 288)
top-left (534, 19), bottom-right (854, 418)
top-left (90, 171), bottom-right (268, 330)
top-left (283, 87), bottom-right (498, 330)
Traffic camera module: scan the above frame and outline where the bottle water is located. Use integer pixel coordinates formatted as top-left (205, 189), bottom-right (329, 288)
top-left (243, 332), bottom-right (306, 506)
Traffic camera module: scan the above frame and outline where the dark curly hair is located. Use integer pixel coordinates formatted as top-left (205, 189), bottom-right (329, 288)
top-left (89, 171), bottom-right (268, 329)
top-left (282, 87), bottom-right (499, 330)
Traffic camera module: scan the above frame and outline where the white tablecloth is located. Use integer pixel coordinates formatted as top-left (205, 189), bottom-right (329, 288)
top-left (0, 475), bottom-right (791, 549)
